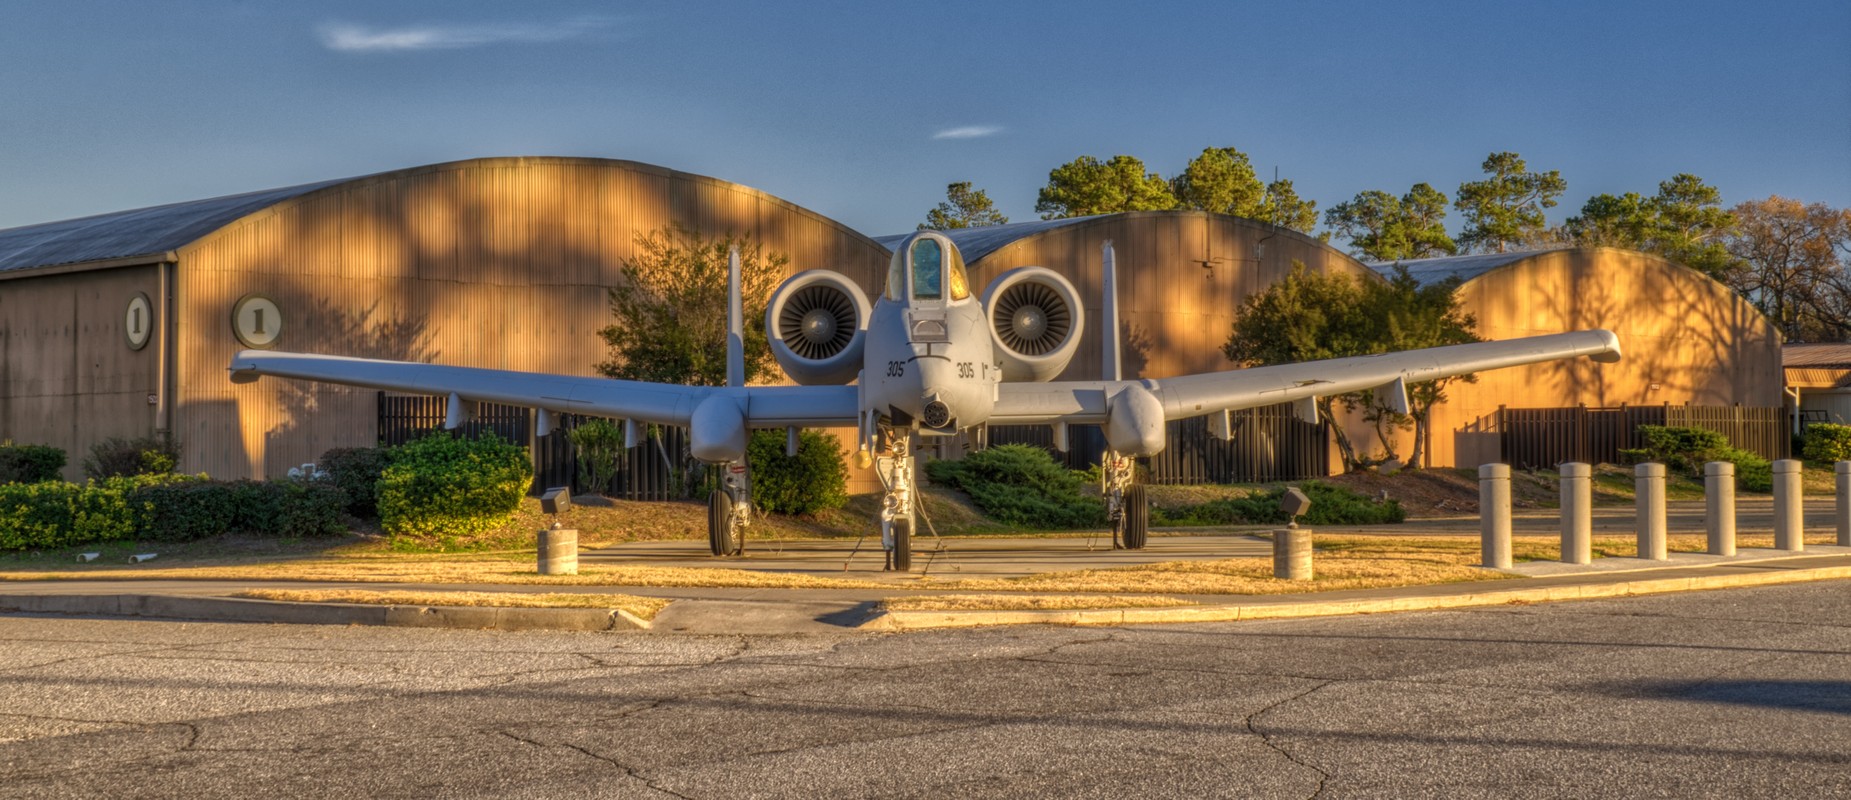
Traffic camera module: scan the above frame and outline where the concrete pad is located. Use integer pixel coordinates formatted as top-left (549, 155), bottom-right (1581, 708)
top-left (584, 533), bottom-right (1273, 580)
top-left (1502, 544), bottom-right (1851, 577)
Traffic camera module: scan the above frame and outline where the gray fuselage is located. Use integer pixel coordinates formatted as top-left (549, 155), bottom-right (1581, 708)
top-left (862, 232), bottom-right (1000, 434)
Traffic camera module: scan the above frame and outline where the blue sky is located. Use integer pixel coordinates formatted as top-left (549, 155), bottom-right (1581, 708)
top-left (2, 1), bottom-right (1846, 243)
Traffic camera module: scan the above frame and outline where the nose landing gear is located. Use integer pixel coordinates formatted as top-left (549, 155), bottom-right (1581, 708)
top-left (878, 434), bottom-right (915, 571)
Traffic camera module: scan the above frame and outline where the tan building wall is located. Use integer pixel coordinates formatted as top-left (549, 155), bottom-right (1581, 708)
top-left (162, 157), bottom-right (890, 480)
top-left (1439, 248), bottom-right (1783, 467)
top-left (961, 211), bottom-right (1378, 381)
top-left (0, 264), bottom-right (167, 480)
top-left (958, 211), bottom-right (1385, 467)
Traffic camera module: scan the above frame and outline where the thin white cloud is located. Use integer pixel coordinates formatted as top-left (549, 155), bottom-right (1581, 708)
top-left (932, 125), bottom-right (1004, 140)
top-left (318, 16), bottom-right (612, 53)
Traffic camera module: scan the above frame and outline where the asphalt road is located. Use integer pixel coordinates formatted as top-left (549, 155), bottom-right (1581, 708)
top-left (3, 583), bottom-right (1849, 799)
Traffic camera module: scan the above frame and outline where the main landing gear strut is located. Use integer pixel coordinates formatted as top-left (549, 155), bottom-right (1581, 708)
top-left (1103, 451), bottom-right (1148, 550)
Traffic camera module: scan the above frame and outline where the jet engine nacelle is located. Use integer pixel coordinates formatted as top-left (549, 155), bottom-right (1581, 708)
top-left (982, 266), bottom-right (1085, 382)
top-left (766, 270), bottom-right (871, 385)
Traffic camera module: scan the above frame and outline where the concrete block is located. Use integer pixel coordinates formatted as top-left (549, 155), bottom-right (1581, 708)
top-left (1636, 462), bottom-right (1667, 561)
top-left (1837, 461), bottom-right (1851, 547)
top-left (538, 528), bottom-right (578, 575)
top-left (1705, 461), bottom-right (1736, 556)
top-left (1559, 462), bottom-right (1592, 565)
top-left (1273, 528), bottom-right (1313, 580)
top-left (1773, 459), bottom-right (1803, 551)
top-left (1480, 463), bottom-right (1512, 569)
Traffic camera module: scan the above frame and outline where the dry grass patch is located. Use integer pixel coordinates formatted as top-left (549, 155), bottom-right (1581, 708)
top-left (235, 589), bottom-right (672, 619)
top-left (884, 594), bottom-right (1195, 612)
top-left (933, 536), bottom-right (1512, 596)
top-left (0, 559), bottom-right (895, 590)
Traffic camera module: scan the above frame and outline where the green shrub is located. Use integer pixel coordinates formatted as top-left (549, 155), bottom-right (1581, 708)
top-left (0, 444), bottom-right (66, 484)
top-left (130, 479), bottom-right (237, 541)
top-left (232, 479), bottom-right (348, 538)
top-left (1730, 453), bottom-right (1773, 493)
top-left (1801, 424), bottom-right (1851, 464)
top-left (82, 433), bottom-right (181, 480)
top-left (318, 447), bottom-right (391, 518)
top-left (924, 444), bottom-right (1104, 529)
top-left (1154, 481), bottom-right (1405, 526)
top-left (377, 432), bottom-right (533, 541)
top-left (0, 472), bottom-right (344, 551)
top-left (1629, 425), bottom-right (1773, 492)
top-left (747, 429), bottom-right (848, 515)
top-left (568, 419), bottom-right (625, 495)
top-left (129, 477), bottom-right (345, 542)
top-left (0, 477), bottom-right (157, 551)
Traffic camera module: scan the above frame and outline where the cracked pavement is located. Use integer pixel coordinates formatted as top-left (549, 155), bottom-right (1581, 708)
top-left (2, 581), bottom-right (1849, 798)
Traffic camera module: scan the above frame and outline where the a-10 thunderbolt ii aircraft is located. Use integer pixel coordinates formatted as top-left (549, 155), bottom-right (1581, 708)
top-left (230, 230), bottom-right (1622, 569)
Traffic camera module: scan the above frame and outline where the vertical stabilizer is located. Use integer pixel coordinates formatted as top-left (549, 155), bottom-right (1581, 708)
top-left (1101, 240), bottom-right (1122, 382)
top-left (727, 245), bottom-right (744, 388)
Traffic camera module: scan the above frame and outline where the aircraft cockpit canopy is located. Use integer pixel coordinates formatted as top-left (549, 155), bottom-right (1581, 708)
top-left (885, 232), bottom-right (970, 303)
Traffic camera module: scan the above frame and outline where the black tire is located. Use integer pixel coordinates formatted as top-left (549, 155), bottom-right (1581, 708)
top-left (707, 490), bottom-right (731, 557)
top-left (890, 516), bottom-right (912, 571)
top-left (1122, 485), bottom-right (1149, 550)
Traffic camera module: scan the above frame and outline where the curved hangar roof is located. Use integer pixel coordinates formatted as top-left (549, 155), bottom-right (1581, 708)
top-left (873, 216), bottom-right (1105, 262)
top-left (1362, 250), bottom-right (1541, 287)
top-left (0, 179), bottom-right (348, 274)
top-left (0, 157), bottom-right (880, 276)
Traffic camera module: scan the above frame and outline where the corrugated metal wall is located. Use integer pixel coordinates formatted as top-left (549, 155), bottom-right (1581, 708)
top-left (1436, 249), bottom-right (1784, 468)
top-left (962, 212), bottom-right (1377, 382)
top-left (0, 265), bottom-right (164, 479)
top-left (172, 158), bottom-right (890, 480)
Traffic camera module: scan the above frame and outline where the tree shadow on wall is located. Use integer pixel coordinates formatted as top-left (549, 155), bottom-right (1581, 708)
top-left (1120, 320), bottom-right (1153, 379)
top-left (264, 300), bottom-right (439, 474)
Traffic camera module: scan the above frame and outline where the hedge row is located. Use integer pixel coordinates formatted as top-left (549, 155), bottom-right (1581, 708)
top-left (0, 444), bottom-right (65, 484)
top-left (0, 475), bottom-right (345, 551)
top-left (376, 433), bottom-right (532, 542)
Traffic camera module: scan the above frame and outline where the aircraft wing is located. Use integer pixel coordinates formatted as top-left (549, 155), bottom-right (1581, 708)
top-left (988, 329), bottom-right (1622, 425)
top-left (227, 350), bottom-right (860, 428)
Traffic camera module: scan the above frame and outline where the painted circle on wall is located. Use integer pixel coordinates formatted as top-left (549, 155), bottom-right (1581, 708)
top-left (125, 293), bottom-right (153, 351)
top-left (231, 293), bottom-right (283, 349)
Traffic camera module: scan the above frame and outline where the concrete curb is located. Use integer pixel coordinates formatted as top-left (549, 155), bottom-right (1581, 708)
top-left (864, 564), bottom-right (1851, 631)
top-left (0, 594), bottom-right (651, 632)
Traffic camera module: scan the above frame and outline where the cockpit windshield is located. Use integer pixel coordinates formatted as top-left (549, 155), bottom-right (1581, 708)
top-left (883, 233), bottom-right (971, 303)
top-left (912, 238), bottom-right (942, 300)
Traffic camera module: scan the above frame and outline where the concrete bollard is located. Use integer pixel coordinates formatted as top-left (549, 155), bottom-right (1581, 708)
top-left (1559, 462), bottom-right (1592, 565)
top-left (1705, 461), bottom-right (1736, 556)
top-left (1837, 461), bottom-right (1851, 547)
top-left (1635, 463), bottom-right (1667, 561)
top-left (1773, 459), bottom-right (1803, 552)
top-left (1272, 528), bottom-right (1313, 580)
top-left (1479, 464), bottom-right (1512, 569)
top-left (538, 527), bottom-right (579, 575)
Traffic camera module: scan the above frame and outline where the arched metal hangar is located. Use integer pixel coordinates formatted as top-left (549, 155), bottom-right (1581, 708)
top-left (0, 157), bottom-right (890, 480)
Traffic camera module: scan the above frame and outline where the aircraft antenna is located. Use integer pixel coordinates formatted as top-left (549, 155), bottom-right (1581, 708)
top-left (1101, 240), bottom-right (1121, 382)
top-left (727, 245), bottom-right (744, 388)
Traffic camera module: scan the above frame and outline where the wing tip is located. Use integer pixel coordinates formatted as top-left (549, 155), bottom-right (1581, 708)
top-left (1589, 329), bottom-right (1623, 363)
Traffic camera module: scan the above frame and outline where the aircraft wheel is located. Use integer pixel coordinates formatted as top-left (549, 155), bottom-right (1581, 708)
top-left (889, 516), bottom-right (912, 571)
top-left (1122, 485), bottom-right (1149, 550)
top-left (707, 490), bottom-right (731, 556)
